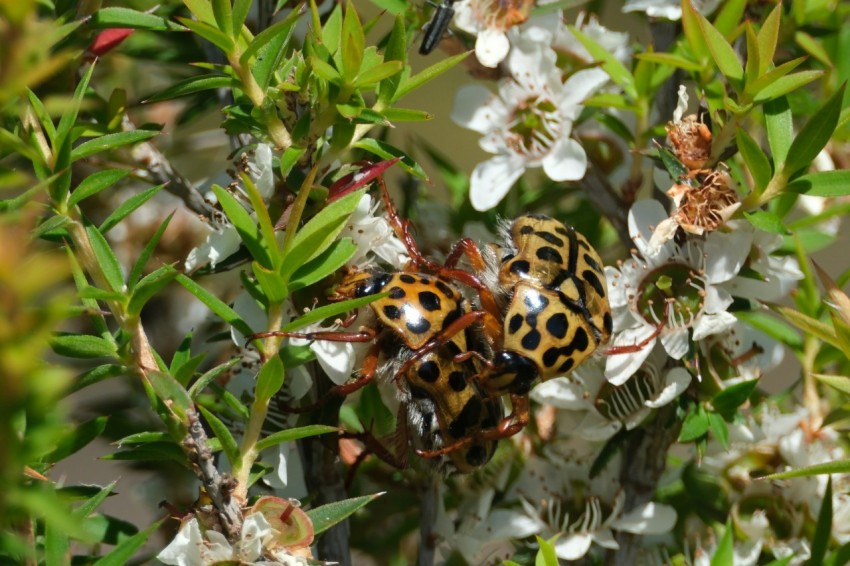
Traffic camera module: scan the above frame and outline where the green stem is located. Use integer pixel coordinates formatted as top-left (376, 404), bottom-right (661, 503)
top-left (229, 53), bottom-right (292, 150)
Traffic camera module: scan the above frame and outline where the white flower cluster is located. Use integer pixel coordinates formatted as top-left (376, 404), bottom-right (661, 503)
top-left (452, 11), bottom-right (625, 211)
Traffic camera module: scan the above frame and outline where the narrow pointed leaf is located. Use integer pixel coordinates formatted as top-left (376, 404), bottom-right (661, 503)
top-left (176, 273), bottom-right (254, 337)
top-left (570, 26), bottom-right (636, 99)
top-left (306, 493), bottom-right (384, 535)
top-left (763, 96), bottom-right (793, 165)
top-left (696, 10), bottom-right (744, 84)
top-left (71, 130), bottom-right (159, 161)
top-left (128, 213), bottom-right (174, 290)
top-left (51, 334), bottom-right (118, 359)
top-left (99, 184), bottom-right (165, 233)
top-left (255, 425), bottom-right (338, 452)
top-left (240, 7), bottom-right (301, 66)
top-left (211, 185), bottom-right (271, 269)
top-left (785, 170), bottom-right (850, 197)
top-left (784, 84), bottom-right (846, 178)
top-left (754, 70), bottom-right (823, 103)
top-left (68, 170), bottom-right (129, 208)
top-left (198, 405), bottom-right (240, 467)
top-left (86, 223), bottom-right (125, 291)
top-left (757, 3), bottom-right (782, 74)
top-left (144, 75), bottom-right (231, 103)
top-left (395, 51), bottom-right (470, 101)
top-left (90, 7), bottom-right (186, 31)
top-left (736, 129), bottom-right (771, 192)
top-left (92, 519), bottom-right (165, 566)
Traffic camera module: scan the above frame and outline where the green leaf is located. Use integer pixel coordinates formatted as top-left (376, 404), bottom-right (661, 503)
top-left (32, 214), bottom-right (70, 240)
top-left (116, 431), bottom-right (169, 447)
top-left (232, 0), bottom-right (252, 36)
top-left (44, 516), bottom-right (69, 566)
top-left (90, 7), bottom-right (186, 31)
top-left (198, 405), bottom-right (240, 468)
top-left (352, 139), bottom-right (426, 179)
top-left (211, 0), bottom-right (233, 38)
top-left (27, 89), bottom-right (56, 146)
top-left (713, 0), bottom-right (747, 37)
top-left (570, 26), bottom-right (636, 99)
top-left (815, 374), bottom-right (850, 396)
top-left (44, 416), bottom-right (109, 463)
top-left (708, 411), bottom-right (729, 449)
top-left (188, 358), bottom-right (241, 399)
top-left (744, 24), bottom-right (760, 90)
top-left (785, 170), bottom-right (850, 197)
top-left (536, 536), bottom-right (559, 566)
top-left (79, 286), bottom-right (125, 301)
top-left (394, 51), bottom-right (471, 101)
top-left (377, 16), bottom-right (406, 104)
top-left (712, 379), bottom-right (758, 416)
top-left (757, 3), bottom-right (782, 75)
top-left (149, 371), bottom-right (192, 422)
top-left (656, 145), bottom-right (689, 181)
top-left (251, 24), bottom-right (291, 91)
top-left (744, 210), bottom-right (786, 234)
top-left (73, 364), bottom-right (125, 392)
top-left (306, 492), bottom-right (384, 536)
top-left (784, 84), bottom-right (846, 178)
top-left (747, 57), bottom-right (807, 99)
top-left (281, 292), bottom-right (385, 333)
top-left (753, 70), bottom-right (824, 103)
top-left (710, 521), bottom-right (735, 566)
top-left (144, 75), bottom-right (232, 103)
top-left (353, 61), bottom-right (403, 88)
top-left (679, 405), bottom-right (709, 441)
top-left (211, 185), bottom-right (272, 268)
top-left (176, 273), bottom-right (254, 337)
top-left (634, 52), bottom-right (702, 72)
top-left (681, 0), bottom-right (710, 63)
top-left (340, 2), bottom-right (365, 83)
top-left (255, 425), bottom-right (338, 452)
top-left (763, 96), bottom-right (793, 165)
top-left (763, 459), bottom-right (850, 480)
top-left (99, 184), bottom-right (165, 233)
top-left (289, 238), bottom-right (357, 292)
top-left (311, 56), bottom-right (342, 83)
top-left (696, 9), bottom-right (744, 84)
top-left (807, 477), bottom-right (832, 566)
top-left (86, 223), bottom-right (125, 291)
top-left (56, 60), bottom-right (95, 144)
top-left (51, 334), bottom-right (117, 359)
top-left (253, 262), bottom-right (288, 303)
top-left (71, 130), bottom-right (159, 161)
top-left (68, 169), bottom-right (129, 208)
top-left (128, 213), bottom-right (173, 290)
top-left (281, 189), bottom-right (364, 281)
top-left (771, 305), bottom-right (840, 349)
top-left (92, 519), bottom-right (164, 566)
top-left (178, 17), bottom-right (234, 53)
top-left (735, 129), bottom-right (771, 192)
top-left (128, 265), bottom-right (178, 316)
top-left (239, 8), bottom-right (300, 67)
top-left (255, 354), bottom-right (284, 403)
top-left (379, 108), bottom-right (431, 123)
top-left (75, 482), bottom-right (116, 518)
top-left (104, 442), bottom-right (187, 464)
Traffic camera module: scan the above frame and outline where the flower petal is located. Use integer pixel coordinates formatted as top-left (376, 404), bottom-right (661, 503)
top-left (646, 367), bottom-right (691, 408)
top-left (452, 84), bottom-right (505, 134)
top-left (605, 326), bottom-right (656, 385)
top-left (542, 138), bottom-right (588, 181)
top-left (469, 155), bottom-right (525, 211)
top-left (475, 28), bottom-right (511, 68)
top-left (554, 534), bottom-right (593, 560)
top-left (611, 502), bottom-right (677, 534)
top-left (531, 377), bottom-right (587, 409)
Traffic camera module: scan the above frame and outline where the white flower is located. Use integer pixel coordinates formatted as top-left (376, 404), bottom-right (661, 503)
top-left (342, 193), bottom-right (408, 269)
top-left (516, 11), bottom-right (631, 68)
top-left (605, 200), bottom-right (750, 384)
top-left (452, 0), bottom-right (533, 67)
top-left (484, 450), bottom-right (676, 560)
top-left (623, 0), bottom-right (721, 20)
top-left (452, 38), bottom-right (608, 210)
top-left (158, 515), bottom-right (305, 566)
top-left (721, 225), bottom-right (803, 302)
top-left (185, 223), bottom-right (241, 271)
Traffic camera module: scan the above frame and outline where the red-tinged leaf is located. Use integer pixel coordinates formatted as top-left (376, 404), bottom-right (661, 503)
top-left (327, 158), bottom-right (400, 201)
top-left (88, 28), bottom-right (135, 56)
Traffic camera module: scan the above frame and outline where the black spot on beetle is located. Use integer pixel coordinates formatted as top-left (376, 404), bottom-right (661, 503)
top-left (555, 225), bottom-right (569, 236)
top-left (450, 397), bottom-right (483, 437)
top-left (409, 384), bottom-right (429, 399)
top-left (435, 280), bottom-right (454, 298)
top-left (407, 317), bottom-right (431, 334)
top-left (604, 312), bottom-right (613, 334)
top-left (583, 253), bottom-right (602, 273)
top-left (418, 360), bottom-right (440, 382)
top-left (536, 231), bottom-right (565, 247)
top-left (448, 371), bottom-right (467, 392)
top-left (388, 286), bottom-right (406, 299)
top-left (510, 260), bottom-right (530, 275)
top-left (383, 305), bottom-right (401, 320)
top-left (501, 253), bottom-right (515, 264)
top-left (519, 224), bottom-right (534, 235)
top-left (521, 329), bottom-right (541, 350)
top-left (536, 246), bottom-right (563, 264)
top-left (582, 269), bottom-right (605, 297)
top-left (569, 327), bottom-right (589, 352)
top-left (419, 291), bottom-right (441, 312)
top-left (558, 358), bottom-right (575, 373)
top-left (508, 314), bottom-right (524, 334)
top-left (542, 347), bottom-right (560, 367)
top-left (546, 312), bottom-right (568, 339)
top-left (399, 274), bottom-right (416, 283)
